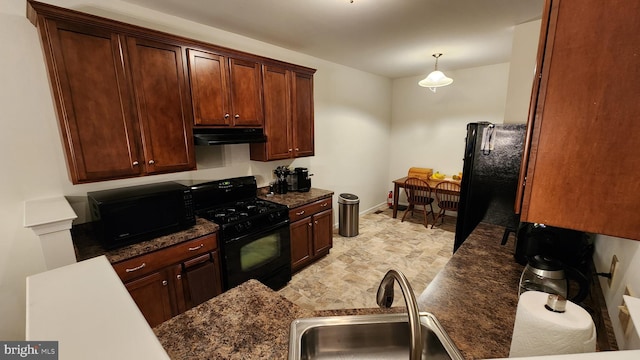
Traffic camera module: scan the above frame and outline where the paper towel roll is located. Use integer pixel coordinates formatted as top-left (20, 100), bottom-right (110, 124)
top-left (509, 291), bottom-right (596, 358)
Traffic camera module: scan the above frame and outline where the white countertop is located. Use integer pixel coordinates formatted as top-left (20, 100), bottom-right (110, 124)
top-left (26, 256), bottom-right (169, 360)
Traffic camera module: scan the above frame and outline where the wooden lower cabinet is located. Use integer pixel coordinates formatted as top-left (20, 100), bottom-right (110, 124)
top-left (312, 210), bottom-right (333, 256)
top-left (180, 252), bottom-right (223, 310)
top-left (289, 197), bottom-right (333, 273)
top-left (113, 234), bottom-right (223, 327)
top-left (125, 265), bottom-right (179, 327)
top-left (290, 218), bottom-right (313, 271)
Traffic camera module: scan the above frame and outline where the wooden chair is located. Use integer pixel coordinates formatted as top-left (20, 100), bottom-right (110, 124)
top-left (431, 181), bottom-right (461, 229)
top-left (401, 177), bottom-right (435, 228)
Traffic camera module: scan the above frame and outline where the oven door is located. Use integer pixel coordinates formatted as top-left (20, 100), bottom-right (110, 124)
top-left (222, 220), bottom-right (291, 290)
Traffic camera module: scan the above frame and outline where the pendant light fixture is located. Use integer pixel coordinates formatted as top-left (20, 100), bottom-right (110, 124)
top-left (418, 53), bottom-right (453, 92)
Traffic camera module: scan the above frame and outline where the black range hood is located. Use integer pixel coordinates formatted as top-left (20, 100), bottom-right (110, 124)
top-left (193, 128), bottom-right (266, 145)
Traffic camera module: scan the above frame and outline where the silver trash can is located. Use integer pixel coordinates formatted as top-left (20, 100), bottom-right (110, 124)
top-left (338, 193), bottom-right (360, 237)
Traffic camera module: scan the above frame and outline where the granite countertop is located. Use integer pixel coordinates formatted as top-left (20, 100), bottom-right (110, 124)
top-left (153, 222), bottom-right (615, 360)
top-left (154, 280), bottom-right (402, 359)
top-left (418, 223), bottom-right (616, 359)
top-left (258, 187), bottom-right (334, 208)
top-left (72, 218), bottom-right (218, 263)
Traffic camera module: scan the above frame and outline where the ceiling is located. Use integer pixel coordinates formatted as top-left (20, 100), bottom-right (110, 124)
top-left (120, 0), bottom-right (545, 79)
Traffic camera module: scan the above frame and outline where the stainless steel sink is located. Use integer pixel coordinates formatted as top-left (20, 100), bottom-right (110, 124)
top-left (289, 312), bottom-right (464, 360)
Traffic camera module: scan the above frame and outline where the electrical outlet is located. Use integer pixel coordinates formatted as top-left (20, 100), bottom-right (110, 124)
top-left (619, 285), bottom-right (634, 331)
top-left (609, 255), bottom-right (619, 287)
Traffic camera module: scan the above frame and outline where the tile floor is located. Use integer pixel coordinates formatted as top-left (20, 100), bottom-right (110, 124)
top-left (277, 206), bottom-right (457, 310)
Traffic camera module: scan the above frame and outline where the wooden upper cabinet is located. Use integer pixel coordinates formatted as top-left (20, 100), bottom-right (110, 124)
top-left (187, 49), bottom-right (263, 127)
top-left (38, 20), bottom-right (144, 183)
top-left (187, 49), bottom-right (230, 126)
top-left (127, 37), bottom-right (195, 174)
top-left (517, 0), bottom-right (640, 240)
top-left (252, 64), bottom-right (292, 160)
top-left (28, 0), bottom-right (316, 176)
top-left (292, 71), bottom-right (315, 158)
top-left (228, 58), bottom-right (263, 127)
top-left (250, 65), bottom-right (315, 161)
top-left (29, 1), bottom-right (196, 183)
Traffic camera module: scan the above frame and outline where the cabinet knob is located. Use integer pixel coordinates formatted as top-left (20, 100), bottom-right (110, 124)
top-left (176, 274), bottom-right (182, 280)
top-left (162, 280), bottom-right (168, 286)
top-left (296, 210), bottom-right (305, 216)
top-left (148, 160), bottom-right (155, 165)
top-left (321, 203), bottom-right (328, 207)
top-left (314, 220), bottom-right (318, 224)
top-left (234, 114), bottom-right (240, 119)
top-left (288, 149), bottom-right (293, 152)
top-left (295, 148), bottom-right (299, 151)
top-left (224, 113), bottom-right (230, 119)
top-left (132, 161), bottom-right (139, 166)
top-left (308, 223), bottom-right (312, 227)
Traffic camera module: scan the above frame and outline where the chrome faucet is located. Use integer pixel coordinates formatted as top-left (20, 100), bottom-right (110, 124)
top-left (377, 269), bottom-right (422, 360)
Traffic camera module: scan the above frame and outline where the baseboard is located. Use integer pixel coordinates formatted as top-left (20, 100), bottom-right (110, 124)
top-left (333, 202), bottom-right (389, 229)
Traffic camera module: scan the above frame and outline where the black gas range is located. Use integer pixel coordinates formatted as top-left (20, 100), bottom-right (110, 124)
top-left (180, 176), bottom-right (291, 290)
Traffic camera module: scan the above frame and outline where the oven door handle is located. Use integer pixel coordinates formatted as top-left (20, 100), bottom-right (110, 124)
top-left (224, 219), bottom-right (290, 244)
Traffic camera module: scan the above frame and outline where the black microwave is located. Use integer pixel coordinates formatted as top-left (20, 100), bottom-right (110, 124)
top-left (88, 182), bottom-right (195, 249)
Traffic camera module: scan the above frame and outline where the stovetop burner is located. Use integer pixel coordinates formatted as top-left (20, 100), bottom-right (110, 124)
top-left (204, 199), bottom-right (283, 225)
top-left (183, 176), bottom-right (290, 241)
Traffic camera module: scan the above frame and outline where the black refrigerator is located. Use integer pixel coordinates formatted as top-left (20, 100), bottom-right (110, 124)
top-left (454, 122), bottom-right (526, 252)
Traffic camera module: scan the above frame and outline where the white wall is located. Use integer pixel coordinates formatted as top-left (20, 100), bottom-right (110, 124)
top-left (388, 62), bottom-right (510, 184)
top-left (0, 0), bottom-right (391, 339)
top-left (593, 235), bottom-right (640, 349)
top-left (504, 20), bottom-right (542, 124)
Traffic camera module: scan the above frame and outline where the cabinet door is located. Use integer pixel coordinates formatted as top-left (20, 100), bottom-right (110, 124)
top-left (312, 209), bottom-right (333, 256)
top-left (180, 252), bottom-right (223, 311)
top-left (228, 58), bottom-right (263, 127)
top-left (518, 0), bottom-right (640, 240)
top-left (127, 37), bottom-right (195, 174)
top-left (125, 268), bottom-right (175, 327)
top-left (259, 65), bottom-right (293, 160)
top-left (187, 49), bottom-right (231, 126)
top-left (290, 217), bottom-right (313, 272)
top-left (291, 71), bottom-right (314, 158)
top-left (42, 20), bottom-right (143, 183)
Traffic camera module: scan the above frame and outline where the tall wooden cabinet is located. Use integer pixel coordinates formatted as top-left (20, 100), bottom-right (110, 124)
top-left (28, 3), bottom-right (195, 184)
top-left (516, 0), bottom-right (640, 241)
top-left (187, 49), bottom-right (263, 127)
top-left (250, 65), bottom-right (315, 161)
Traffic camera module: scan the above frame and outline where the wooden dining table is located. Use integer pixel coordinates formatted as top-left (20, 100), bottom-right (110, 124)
top-left (391, 176), bottom-right (461, 218)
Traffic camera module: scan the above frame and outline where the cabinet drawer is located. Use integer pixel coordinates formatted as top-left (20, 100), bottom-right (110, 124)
top-left (289, 197), bottom-right (332, 223)
top-left (113, 233), bottom-right (218, 282)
